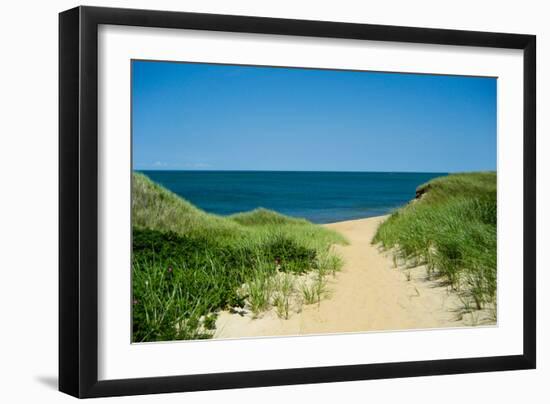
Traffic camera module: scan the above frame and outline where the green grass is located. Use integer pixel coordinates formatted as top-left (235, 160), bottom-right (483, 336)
top-left (273, 273), bottom-right (295, 319)
top-left (132, 173), bottom-right (346, 342)
top-left (372, 172), bottom-right (497, 312)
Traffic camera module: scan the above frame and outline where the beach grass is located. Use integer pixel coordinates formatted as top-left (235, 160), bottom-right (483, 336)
top-left (132, 172), bottom-right (346, 342)
top-left (373, 172), bottom-right (497, 313)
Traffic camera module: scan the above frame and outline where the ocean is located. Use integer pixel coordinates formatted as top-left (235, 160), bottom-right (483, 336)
top-left (139, 171), bottom-right (446, 224)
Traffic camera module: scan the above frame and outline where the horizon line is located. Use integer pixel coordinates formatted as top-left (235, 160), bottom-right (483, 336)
top-left (133, 169), bottom-right (495, 174)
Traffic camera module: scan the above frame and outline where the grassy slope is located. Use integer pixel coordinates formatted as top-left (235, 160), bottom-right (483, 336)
top-left (132, 173), bottom-right (346, 342)
top-left (373, 172), bottom-right (497, 312)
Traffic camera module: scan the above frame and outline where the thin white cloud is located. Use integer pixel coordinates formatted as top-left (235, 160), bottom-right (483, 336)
top-left (146, 161), bottom-right (212, 169)
top-left (189, 162), bottom-right (212, 169)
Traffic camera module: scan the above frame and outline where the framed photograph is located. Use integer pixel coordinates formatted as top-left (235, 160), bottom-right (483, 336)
top-left (59, 6), bottom-right (536, 398)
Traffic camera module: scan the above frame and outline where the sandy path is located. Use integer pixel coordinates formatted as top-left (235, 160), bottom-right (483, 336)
top-left (214, 215), bottom-right (486, 339)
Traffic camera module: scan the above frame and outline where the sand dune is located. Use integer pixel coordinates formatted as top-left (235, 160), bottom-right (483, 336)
top-left (214, 215), bottom-right (494, 339)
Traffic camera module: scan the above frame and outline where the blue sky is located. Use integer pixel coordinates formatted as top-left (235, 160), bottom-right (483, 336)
top-left (132, 60), bottom-right (496, 173)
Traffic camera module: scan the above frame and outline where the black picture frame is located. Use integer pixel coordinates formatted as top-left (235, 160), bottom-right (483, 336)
top-left (59, 5), bottom-right (536, 398)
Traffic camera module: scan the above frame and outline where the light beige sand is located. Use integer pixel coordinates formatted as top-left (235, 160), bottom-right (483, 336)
top-left (214, 215), bottom-right (494, 339)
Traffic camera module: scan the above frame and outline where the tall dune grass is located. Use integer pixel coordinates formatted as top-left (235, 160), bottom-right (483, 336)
top-left (373, 172), bottom-right (497, 313)
top-left (132, 173), bottom-right (346, 342)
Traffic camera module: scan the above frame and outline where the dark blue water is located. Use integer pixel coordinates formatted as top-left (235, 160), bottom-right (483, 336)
top-left (139, 171), bottom-right (446, 224)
